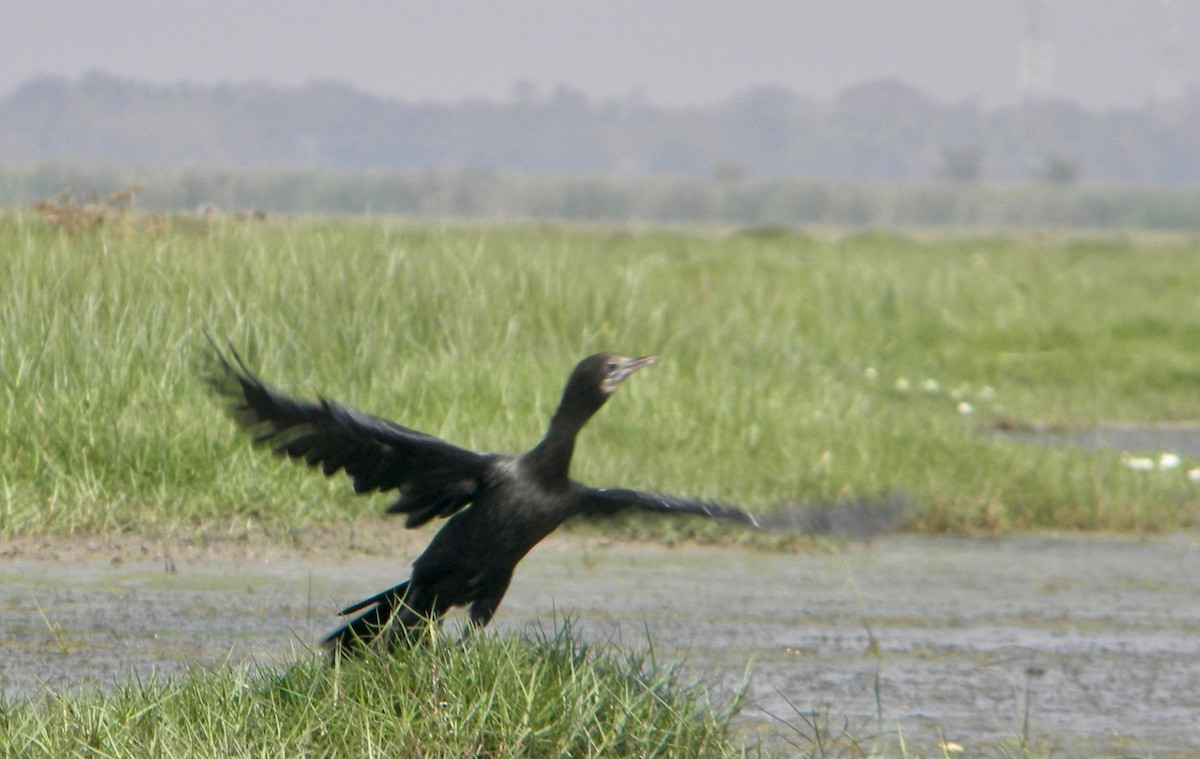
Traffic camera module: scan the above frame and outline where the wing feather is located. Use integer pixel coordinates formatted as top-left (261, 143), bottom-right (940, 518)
top-left (205, 339), bottom-right (495, 524)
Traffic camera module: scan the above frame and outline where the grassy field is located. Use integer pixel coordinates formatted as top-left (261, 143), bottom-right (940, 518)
top-left (3, 209), bottom-right (1200, 537)
top-left (0, 623), bottom-right (747, 758)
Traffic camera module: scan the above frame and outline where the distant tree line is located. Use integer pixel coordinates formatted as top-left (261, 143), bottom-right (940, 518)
top-left (5, 163), bottom-right (1200, 230)
top-left (2, 71), bottom-right (1200, 185)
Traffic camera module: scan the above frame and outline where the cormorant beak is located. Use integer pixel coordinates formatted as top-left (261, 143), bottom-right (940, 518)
top-left (602, 355), bottom-right (658, 394)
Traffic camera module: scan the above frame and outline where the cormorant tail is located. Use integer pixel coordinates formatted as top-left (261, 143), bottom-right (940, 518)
top-left (323, 580), bottom-right (439, 660)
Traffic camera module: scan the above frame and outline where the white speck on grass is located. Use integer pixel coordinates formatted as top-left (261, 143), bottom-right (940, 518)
top-left (921, 379), bottom-right (940, 394)
top-left (1188, 468), bottom-right (1200, 482)
top-left (1159, 453), bottom-right (1182, 470)
top-left (1122, 455), bottom-right (1155, 471)
top-left (894, 377), bottom-right (910, 392)
top-left (957, 402), bottom-right (974, 415)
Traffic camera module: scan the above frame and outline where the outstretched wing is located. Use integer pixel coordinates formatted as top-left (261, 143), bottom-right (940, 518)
top-left (204, 340), bottom-right (496, 527)
top-left (576, 487), bottom-right (759, 527)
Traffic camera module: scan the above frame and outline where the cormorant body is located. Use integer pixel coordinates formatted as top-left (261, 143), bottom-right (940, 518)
top-left (206, 344), bottom-right (757, 657)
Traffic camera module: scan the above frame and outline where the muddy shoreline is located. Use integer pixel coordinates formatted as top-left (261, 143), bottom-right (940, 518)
top-left (2, 530), bottom-right (1198, 757)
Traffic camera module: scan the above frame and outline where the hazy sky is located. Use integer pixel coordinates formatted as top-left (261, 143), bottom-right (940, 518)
top-left (4, 1), bottom-right (1198, 109)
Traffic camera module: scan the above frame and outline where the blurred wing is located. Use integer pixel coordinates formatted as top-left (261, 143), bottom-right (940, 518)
top-left (576, 487), bottom-right (759, 527)
top-left (750, 496), bottom-right (909, 538)
top-left (204, 340), bottom-right (495, 527)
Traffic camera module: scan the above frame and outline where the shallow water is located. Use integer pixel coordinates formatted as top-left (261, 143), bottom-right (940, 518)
top-left (998, 421), bottom-right (1200, 459)
top-left (2, 534), bottom-right (1198, 757)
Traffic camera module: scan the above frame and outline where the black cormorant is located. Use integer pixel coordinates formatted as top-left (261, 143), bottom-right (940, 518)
top-left (206, 344), bottom-right (758, 657)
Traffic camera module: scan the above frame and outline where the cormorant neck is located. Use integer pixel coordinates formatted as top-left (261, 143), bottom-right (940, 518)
top-left (523, 397), bottom-right (603, 485)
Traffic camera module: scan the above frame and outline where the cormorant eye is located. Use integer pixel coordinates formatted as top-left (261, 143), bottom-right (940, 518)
top-left (606, 359), bottom-right (618, 371)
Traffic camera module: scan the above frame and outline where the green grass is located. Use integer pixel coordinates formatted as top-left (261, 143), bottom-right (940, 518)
top-left (3, 211), bottom-right (1200, 536)
top-left (0, 623), bottom-right (747, 758)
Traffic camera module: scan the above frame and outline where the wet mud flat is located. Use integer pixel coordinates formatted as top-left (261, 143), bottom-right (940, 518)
top-left (2, 533), bottom-right (1198, 757)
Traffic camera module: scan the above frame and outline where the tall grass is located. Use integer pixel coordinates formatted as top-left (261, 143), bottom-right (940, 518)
top-left (0, 623), bottom-right (746, 758)
top-left (3, 211), bottom-right (1200, 536)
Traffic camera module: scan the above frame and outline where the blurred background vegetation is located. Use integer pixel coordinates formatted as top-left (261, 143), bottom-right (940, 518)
top-left (5, 163), bottom-right (1200, 230)
top-left (4, 73), bottom-right (1199, 185)
top-left (2, 73), bottom-right (1200, 231)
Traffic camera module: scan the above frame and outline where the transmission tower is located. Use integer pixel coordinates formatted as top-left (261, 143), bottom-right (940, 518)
top-left (1154, 0), bottom-right (1184, 104)
top-left (1018, 0), bottom-right (1055, 101)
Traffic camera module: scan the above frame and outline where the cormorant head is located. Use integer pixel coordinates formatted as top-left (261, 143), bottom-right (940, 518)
top-left (562, 352), bottom-right (658, 415)
top-left (595, 353), bottom-right (658, 395)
